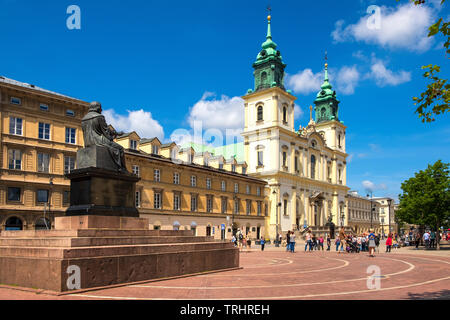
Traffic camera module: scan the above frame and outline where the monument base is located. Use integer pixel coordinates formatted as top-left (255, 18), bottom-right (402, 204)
top-left (0, 216), bottom-right (239, 293)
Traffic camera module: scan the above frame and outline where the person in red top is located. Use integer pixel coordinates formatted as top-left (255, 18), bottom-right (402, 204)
top-left (385, 233), bottom-right (393, 253)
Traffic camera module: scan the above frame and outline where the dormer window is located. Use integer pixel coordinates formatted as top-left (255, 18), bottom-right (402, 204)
top-left (66, 109), bottom-right (75, 117)
top-left (40, 104), bottom-right (49, 111)
top-left (311, 140), bottom-right (317, 148)
top-left (130, 140), bottom-right (138, 150)
top-left (283, 106), bottom-right (287, 123)
top-left (10, 97), bottom-right (21, 105)
top-left (152, 145), bottom-right (159, 154)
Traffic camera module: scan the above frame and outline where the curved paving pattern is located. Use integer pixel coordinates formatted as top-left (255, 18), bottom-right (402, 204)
top-left (0, 250), bottom-right (449, 300)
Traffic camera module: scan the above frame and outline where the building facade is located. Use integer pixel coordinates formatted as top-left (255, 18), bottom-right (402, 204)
top-left (373, 197), bottom-right (397, 236)
top-left (347, 191), bottom-right (381, 234)
top-left (241, 15), bottom-right (350, 240)
top-left (0, 76), bottom-right (89, 230)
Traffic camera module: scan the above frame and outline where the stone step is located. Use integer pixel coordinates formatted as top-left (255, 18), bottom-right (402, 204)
top-left (0, 229), bottom-right (195, 238)
top-left (0, 241), bottom-right (233, 259)
top-left (0, 235), bottom-right (214, 247)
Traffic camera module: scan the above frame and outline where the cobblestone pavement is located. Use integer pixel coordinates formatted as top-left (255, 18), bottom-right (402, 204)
top-left (0, 243), bottom-right (449, 300)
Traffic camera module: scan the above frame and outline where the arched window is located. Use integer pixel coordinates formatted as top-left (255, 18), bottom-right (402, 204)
top-left (257, 106), bottom-right (263, 121)
top-left (321, 107), bottom-right (326, 119)
top-left (283, 106), bottom-right (287, 123)
top-left (311, 155), bottom-right (316, 179)
top-left (261, 72), bottom-right (267, 86)
top-left (5, 216), bottom-right (23, 230)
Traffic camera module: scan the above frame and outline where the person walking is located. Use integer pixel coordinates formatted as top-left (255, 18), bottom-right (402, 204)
top-left (231, 234), bottom-right (237, 247)
top-left (386, 233), bottom-right (393, 253)
top-left (286, 230), bottom-right (291, 252)
top-left (375, 234), bottom-right (380, 253)
top-left (247, 233), bottom-right (252, 251)
top-left (357, 235), bottom-right (362, 252)
top-left (319, 235), bottom-right (324, 251)
top-left (415, 232), bottom-right (421, 249)
top-left (430, 230), bottom-right (436, 249)
top-left (423, 231), bottom-right (430, 249)
top-left (338, 228), bottom-right (345, 253)
top-left (260, 236), bottom-right (265, 251)
top-left (305, 230), bottom-right (312, 252)
top-left (326, 234), bottom-right (331, 251)
top-left (335, 235), bottom-right (340, 252)
top-left (368, 230), bottom-right (376, 257)
top-left (289, 231), bottom-right (296, 253)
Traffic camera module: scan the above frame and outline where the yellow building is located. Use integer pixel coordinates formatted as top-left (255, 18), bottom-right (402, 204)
top-left (347, 191), bottom-right (381, 234)
top-left (0, 76), bottom-right (89, 230)
top-left (241, 16), bottom-right (350, 240)
top-left (0, 77), bottom-right (267, 239)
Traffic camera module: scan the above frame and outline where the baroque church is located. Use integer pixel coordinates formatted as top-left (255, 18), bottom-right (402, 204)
top-left (241, 14), bottom-right (350, 239)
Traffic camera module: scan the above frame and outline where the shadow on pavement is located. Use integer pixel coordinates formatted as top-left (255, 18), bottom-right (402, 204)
top-left (407, 289), bottom-right (450, 300)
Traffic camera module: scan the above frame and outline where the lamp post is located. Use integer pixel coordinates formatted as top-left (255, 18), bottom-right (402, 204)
top-left (46, 177), bottom-right (54, 230)
top-left (232, 193), bottom-right (237, 237)
top-left (367, 191), bottom-right (374, 230)
top-left (387, 198), bottom-right (392, 235)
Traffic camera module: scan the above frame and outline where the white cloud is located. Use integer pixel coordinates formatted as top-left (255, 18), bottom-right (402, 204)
top-left (336, 66), bottom-right (360, 95)
top-left (362, 180), bottom-right (388, 192)
top-left (187, 93), bottom-right (244, 131)
top-left (368, 59), bottom-right (411, 86)
top-left (294, 104), bottom-right (304, 119)
top-left (332, 3), bottom-right (435, 52)
top-left (286, 69), bottom-right (323, 95)
top-left (103, 108), bottom-right (164, 140)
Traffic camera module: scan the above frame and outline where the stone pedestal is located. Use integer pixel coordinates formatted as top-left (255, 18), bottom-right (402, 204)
top-left (65, 167), bottom-right (140, 217)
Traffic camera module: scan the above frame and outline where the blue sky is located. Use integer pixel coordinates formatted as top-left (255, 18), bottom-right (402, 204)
top-left (1, 0), bottom-right (448, 200)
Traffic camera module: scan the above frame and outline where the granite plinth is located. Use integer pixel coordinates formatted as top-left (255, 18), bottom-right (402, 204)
top-left (0, 216), bottom-right (239, 293)
top-left (65, 167), bottom-right (140, 217)
top-left (77, 145), bottom-right (119, 172)
top-left (55, 215), bottom-right (148, 230)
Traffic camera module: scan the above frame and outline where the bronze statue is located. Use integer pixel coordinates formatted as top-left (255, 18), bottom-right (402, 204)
top-left (81, 102), bottom-right (127, 172)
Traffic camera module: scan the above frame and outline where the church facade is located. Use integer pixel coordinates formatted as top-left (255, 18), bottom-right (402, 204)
top-left (241, 15), bottom-right (350, 240)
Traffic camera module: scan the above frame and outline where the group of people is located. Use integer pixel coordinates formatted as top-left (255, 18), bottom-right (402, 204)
top-left (231, 229), bottom-right (253, 251)
top-left (284, 230), bottom-right (296, 253)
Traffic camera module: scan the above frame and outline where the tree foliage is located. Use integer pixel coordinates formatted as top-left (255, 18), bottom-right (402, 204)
top-left (410, 0), bottom-right (449, 122)
top-left (397, 161), bottom-right (450, 239)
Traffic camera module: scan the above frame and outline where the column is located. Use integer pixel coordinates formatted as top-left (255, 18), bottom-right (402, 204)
top-left (291, 188), bottom-right (297, 229)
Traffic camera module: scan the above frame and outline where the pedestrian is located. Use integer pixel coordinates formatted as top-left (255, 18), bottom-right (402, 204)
top-left (361, 235), bottom-right (366, 252)
top-left (289, 231), bottom-right (296, 253)
top-left (423, 231), bottom-right (430, 249)
top-left (375, 234), bottom-right (380, 253)
top-left (286, 230), bottom-right (291, 252)
top-left (312, 234), bottom-right (317, 250)
top-left (357, 235), bottom-right (362, 252)
top-left (326, 234), bottom-right (331, 251)
top-left (386, 233), bottom-right (393, 253)
top-left (237, 229), bottom-right (244, 251)
top-left (319, 235), bottom-right (324, 251)
top-left (231, 235), bottom-right (237, 247)
top-left (368, 229), bottom-right (376, 257)
top-left (260, 236), bottom-right (265, 251)
top-left (335, 235), bottom-right (340, 252)
top-left (430, 230), bottom-right (436, 249)
top-left (339, 228), bottom-right (345, 253)
top-left (415, 232), bottom-right (421, 249)
top-left (305, 230), bottom-right (311, 252)
top-left (247, 233), bottom-right (252, 250)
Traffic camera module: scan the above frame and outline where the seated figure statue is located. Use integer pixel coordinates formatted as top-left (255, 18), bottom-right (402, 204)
top-left (80, 102), bottom-right (128, 172)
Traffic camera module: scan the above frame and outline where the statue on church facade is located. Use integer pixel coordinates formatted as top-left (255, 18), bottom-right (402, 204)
top-left (78, 101), bottom-right (128, 172)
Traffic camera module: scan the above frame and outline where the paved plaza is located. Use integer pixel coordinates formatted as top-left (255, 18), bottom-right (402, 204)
top-left (0, 242), bottom-right (449, 300)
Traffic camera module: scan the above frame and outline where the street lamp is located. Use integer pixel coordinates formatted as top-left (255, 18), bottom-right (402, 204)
top-left (232, 193), bottom-right (237, 237)
top-left (45, 177), bottom-right (54, 230)
top-left (272, 189), bottom-right (281, 247)
top-left (366, 191), bottom-right (374, 230)
top-left (387, 198), bottom-right (392, 234)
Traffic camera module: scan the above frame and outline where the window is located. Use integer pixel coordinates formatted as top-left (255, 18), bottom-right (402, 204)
top-left (173, 172), bottom-right (179, 184)
top-left (246, 200), bottom-right (251, 215)
top-left (37, 189), bottom-right (49, 203)
top-left (257, 201), bottom-right (262, 216)
top-left (40, 104), bottom-right (49, 111)
top-left (154, 169), bottom-right (160, 182)
top-left (338, 169), bottom-right (342, 183)
top-left (154, 192), bottom-right (161, 209)
top-left (63, 191), bottom-right (70, 205)
top-left (7, 187), bottom-right (21, 201)
top-left (10, 97), bottom-right (21, 105)
top-left (188, 153), bottom-right (193, 163)
top-left (64, 156), bottom-right (76, 174)
top-left (191, 195), bottom-right (198, 212)
top-left (284, 199), bottom-right (288, 216)
top-left (246, 185), bottom-right (250, 194)
top-left (219, 163), bottom-right (224, 170)
top-left (221, 181), bottom-right (226, 191)
top-left (204, 157), bottom-right (209, 166)
top-left (283, 106), bottom-right (287, 123)
top-left (37, 153), bottom-right (50, 173)
top-left (221, 197), bottom-right (227, 213)
top-left (8, 149), bottom-right (22, 170)
top-left (257, 187), bottom-right (261, 196)
top-left (231, 164), bottom-right (236, 172)
top-left (282, 152), bottom-right (287, 167)
top-left (66, 109), bottom-right (75, 117)
top-left (132, 165), bottom-right (140, 177)
top-left (257, 151), bottom-right (264, 166)
top-left (152, 145), bottom-right (159, 154)
top-left (327, 165), bottom-right (331, 180)
top-left (207, 196), bottom-right (213, 213)
top-left (135, 191), bottom-right (141, 207)
top-left (295, 156), bottom-right (298, 172)
top-left (311, 155), bottom-right (316, 179)
top-left (38, 123), bottom-right (51, 140)
top-left (242, 167), bottom-right (247, 174)
top-left (234, 199), bottom-right (239, 214)
top-left (9, 117), bottom-right (23, 135)
top-left (257, 106), bottom-right (263, 121)
top-left (130, 140), bottom-right (137, 150)
top-left (234, 183), bottom-right (239, 193)
top-left (206, 178), bottom-right (211, 190)
top-left (338, 134), bottom-right (342, 148)
top-left (173, 193), bottom-right (180, 210)
top-left (65, 127), bottom-right (76, 144)
top-left (191, 175), bottom-right (196, 187)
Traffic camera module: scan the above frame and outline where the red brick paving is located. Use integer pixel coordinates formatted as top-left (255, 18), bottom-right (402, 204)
top-left (0, 249), bottom-right (449, 300)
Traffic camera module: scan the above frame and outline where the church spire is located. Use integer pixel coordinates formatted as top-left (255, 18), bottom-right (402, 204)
top-left (314, 54), bottom-right (340, 123)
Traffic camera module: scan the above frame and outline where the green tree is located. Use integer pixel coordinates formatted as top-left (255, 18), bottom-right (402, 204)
top-left (397, 160), bottom-right (450, 249)
top-left (409, 0), bottom-right (449, 122)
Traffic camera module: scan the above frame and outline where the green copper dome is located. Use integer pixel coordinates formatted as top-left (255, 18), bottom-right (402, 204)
top-left (252, 15), bottom-right (286, 92)
top-left (314, 62), bottom-right (340, 123)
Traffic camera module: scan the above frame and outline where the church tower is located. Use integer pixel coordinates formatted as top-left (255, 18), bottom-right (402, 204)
top-left (314, 62), bottom-right (347, 154)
